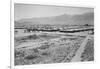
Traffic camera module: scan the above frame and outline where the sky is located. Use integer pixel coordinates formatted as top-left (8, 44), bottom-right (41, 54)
top-left (14, 3), bottom-right (94, 21)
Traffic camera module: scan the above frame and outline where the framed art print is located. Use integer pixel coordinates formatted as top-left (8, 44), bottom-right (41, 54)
top-left (11, 2), bottom-right (94, 69)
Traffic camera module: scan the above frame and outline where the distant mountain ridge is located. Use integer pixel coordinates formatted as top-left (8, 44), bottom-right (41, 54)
top-left (15, 12), bottom-right (94, 27)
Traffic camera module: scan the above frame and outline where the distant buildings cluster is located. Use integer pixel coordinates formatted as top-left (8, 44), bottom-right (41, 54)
top-left (15, 24), bottom-right (94, 34)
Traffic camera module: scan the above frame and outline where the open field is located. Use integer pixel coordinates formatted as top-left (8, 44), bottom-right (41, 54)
top-left (14, 26), bottom-right (94, 65)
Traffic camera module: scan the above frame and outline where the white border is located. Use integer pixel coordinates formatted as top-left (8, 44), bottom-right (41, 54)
top-left (11, 0), bottom-right (14, 68)
top-left (13, 0), bottom-right (95, 8)
top-left (11, 0), bottom-right (95, 69)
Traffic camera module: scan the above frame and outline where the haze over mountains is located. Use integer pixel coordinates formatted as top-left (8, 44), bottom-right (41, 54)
top-left (15, 12), bottom-right (94, 27)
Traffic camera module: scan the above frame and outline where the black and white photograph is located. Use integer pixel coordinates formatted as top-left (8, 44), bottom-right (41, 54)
top-left (14, 3), bottom-right (94, 66)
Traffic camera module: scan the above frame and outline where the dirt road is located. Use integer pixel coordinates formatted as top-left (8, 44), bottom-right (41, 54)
top-left (71, 35), bottom-right (90, 62)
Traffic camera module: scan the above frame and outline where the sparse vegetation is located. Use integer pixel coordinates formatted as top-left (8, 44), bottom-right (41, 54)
top-left (15, 34), bottom-right (85, 65)
top-left (81, 38), bottom-right (94, 61)
top-left (14, 25), bottom-right (94, 65)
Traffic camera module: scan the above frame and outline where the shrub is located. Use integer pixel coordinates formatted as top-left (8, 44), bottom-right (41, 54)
top-left (15, 49), bottom-right (25, 57)
top-left (24, 54), bottom-right (39, 60)
top-left (27, 34), bottom-right (39, 39)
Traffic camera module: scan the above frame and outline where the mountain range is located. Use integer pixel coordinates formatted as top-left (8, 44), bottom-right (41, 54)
top-left (15, 12), bottom-right (94, 27)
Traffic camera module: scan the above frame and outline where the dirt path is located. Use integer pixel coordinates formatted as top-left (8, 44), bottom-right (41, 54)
top-left (15, 37), bottom-right (60, 49)
top-left (71, 35), bottom-right (90, 62)
top-left (15, 40), bottom-right (48, 49)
